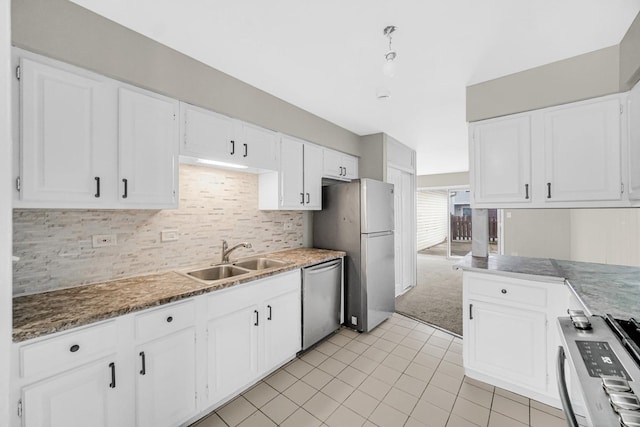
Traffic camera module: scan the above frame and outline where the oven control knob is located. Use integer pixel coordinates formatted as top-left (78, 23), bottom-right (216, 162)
top-left (619, 410), bottom-right (640, 427)
top-left (609, 392), bottom-right (640, 413)
top-left (571, 316), bottom-right (592, 330)
top-left (602, 376), bottom-right (632, 394)
top-left (567, 309), bottom-right (586, 317)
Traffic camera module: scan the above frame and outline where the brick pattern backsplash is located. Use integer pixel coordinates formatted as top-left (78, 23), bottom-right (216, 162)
top-left (13, 165), bottom-right (304, 295)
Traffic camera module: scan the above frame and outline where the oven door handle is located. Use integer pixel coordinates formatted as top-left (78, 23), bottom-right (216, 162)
top-left (556, 346), bottom-right (579, 427)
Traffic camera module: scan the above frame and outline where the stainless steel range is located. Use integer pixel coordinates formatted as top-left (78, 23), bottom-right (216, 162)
top-left (558, 310), bottom-right (640, 427)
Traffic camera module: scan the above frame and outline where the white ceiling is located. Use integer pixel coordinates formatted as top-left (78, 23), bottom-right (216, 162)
top-left (70, 0), bottom-right (640, 175)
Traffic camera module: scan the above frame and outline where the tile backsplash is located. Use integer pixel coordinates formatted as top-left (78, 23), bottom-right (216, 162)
top-left (13, 164), bottom-right (304, 295)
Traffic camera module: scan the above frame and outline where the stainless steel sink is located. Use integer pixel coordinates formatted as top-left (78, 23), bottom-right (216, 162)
top-left (186, 265), bottom-right (250, 281)
top-left (233, 257), bottom-right (290, 270)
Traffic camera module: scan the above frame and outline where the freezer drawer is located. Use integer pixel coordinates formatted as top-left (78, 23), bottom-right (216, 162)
top-left (302, 259), bottom-right (343, 351)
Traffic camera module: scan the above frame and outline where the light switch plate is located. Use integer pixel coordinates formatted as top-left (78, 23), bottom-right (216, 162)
top-left (161, 229), bottom-right (179, 242)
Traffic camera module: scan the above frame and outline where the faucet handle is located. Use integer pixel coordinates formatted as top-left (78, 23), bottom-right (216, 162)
top-left (221, 239), bottom-right (228, 251)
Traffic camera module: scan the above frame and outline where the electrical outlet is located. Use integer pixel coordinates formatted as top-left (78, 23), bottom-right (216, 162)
top-left (283, 222), bottom-right (293, 231)
top-left (92, 234), bottom-right (117, 248)
top-left (161, 229), bottom-right (179, 242)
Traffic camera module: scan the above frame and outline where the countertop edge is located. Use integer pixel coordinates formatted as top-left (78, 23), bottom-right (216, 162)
top-left (13, 248), bottom-right (345, 342)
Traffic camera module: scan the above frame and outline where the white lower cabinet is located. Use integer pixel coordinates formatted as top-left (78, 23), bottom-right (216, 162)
top-left (206, 270), bottom-right (301, 407)
top-left (463, 271), bottom-right (579, 407)
top-left (21, 357), bottom-right (120, 427)
top-left (12, 268), bottom-right (304, 427)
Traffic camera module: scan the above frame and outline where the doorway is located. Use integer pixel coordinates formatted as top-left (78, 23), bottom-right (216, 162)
top-left (448, 189), bottom-right (500, 257)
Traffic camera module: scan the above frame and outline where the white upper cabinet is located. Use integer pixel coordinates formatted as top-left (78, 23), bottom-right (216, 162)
top-left (543, 98), bottom-right (621, 202)
top-left (237, 122), bottom-right (279, 170)
top-left (15, 50), bottom-right (179, 209)
top-left (179, 102), bottom-right (279, 171)
top-left (19, 57), bottom-right (116, 205)
top-left (259, 135), bottom-right (322, 210)
top-left (119, 87), bottom-right (179, 207)
top-left (180, 102), bottom-right (235, 162)
top-left (471, 115), bottom-right (531, 204)
top-left (323, 148), bottom-right (358, 180)
top-left (628, 81), bottom-right (640, 200)
top-left (470, 93), bottom-right (626, 208)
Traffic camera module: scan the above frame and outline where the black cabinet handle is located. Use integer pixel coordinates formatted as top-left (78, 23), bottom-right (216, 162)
top-left (300, 193), bottom-right (304, 205)
top-left (254, 310), bottom-right (259, 326)
top-left (69, 344), bottom-right (80, 353)
top-left (501, 289), bottom-right (507, 294)
top-left (122, 178), bottom-right (128, 199)
top-left (243, 143), bottom-right (248, 158)
top-left (343, 167), bottom-right (347, 176)
top-left (547, 182), bottom-right (551, 199)
top-left (267, 305), bottom-right (272, 321)
top-left (525, 184), bottom-right (529, 199)
top-left (166, 316), bottom-right (173, 323)
top-left (109, 362), bottom-right (116, 388)
top-left (139, 351), bottom-right (146, 375)
top-left (306, 193), bottom-right (310, 204)
top-left (94, 177), bottom-right (100, 198)
top-left (469, 304), bottom-right (473, 320)
top-left (230, 140), bottom-right (235, 155)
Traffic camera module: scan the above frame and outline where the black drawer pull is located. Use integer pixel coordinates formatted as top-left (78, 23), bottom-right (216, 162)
top-left (94, 177), bottom-right (100, 198)
top-left (166, 316), bottom-right (173, 323)
top-left (109, 362), bottom-right (116, 388)
top-left (69, 344), bottom-right (80, 353)
top-left (525, 183), bottom-right (529, 199)
top-left (139, 351), bottom-right (146, 375)
top-left (501, 289), bottom-right (507, 294)
top-left (122, 178), bottom-right (128, 199)
top-left (254, 310), bottom-right (259, 326)
top-left (547, 182), bottom-right (551, 199)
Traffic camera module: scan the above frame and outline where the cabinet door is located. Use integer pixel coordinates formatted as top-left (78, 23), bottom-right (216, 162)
top-left (629, 82), bottom-right (640, 200)
top-left (237, 122), bottom-right (279, 170)
top-left (303, 143), bottom-right (323, 209)
top-left (22, 357), bottom-right (120, 427)
top-left (471, 116), bottom-right (531, 204)
top-left (207, 305), bottom-right (260, 404)
top-left (342, 154), bottom-right (359, 179)
top-left (19, 57), bottom-right (115, 204)
top-left (136, 327), bottom-right (197, 427)
top-left (119, 86), bottom-right (179, 207)
top-left (465, 299), bottom-right (547, 391)
top-left (543, 98), bottom-right (621, 202)
top-left (180, 102), bottom-right (236, 162)
top-left (322, 149), bottom-right (344, 179)
top-left (262, 289), bottom-right (301, 372)
top-left (280, 136), bottom-right (305, 209)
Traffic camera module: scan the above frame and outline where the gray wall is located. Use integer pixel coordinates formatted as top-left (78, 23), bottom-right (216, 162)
top-left (12, 0), bottom-right (361, 155)
top-left (502, 209), bottom-right (572, 260)
top-left (621, 12), bottom-right (640, 90)
top-left (359, 133), bottom-right (385, 181)
top-left (468, 11), bottom-right (640, 122)
top-left (417, 172), bottom-right (469, 188)
top-left (467, 46), bottom-right (620, 122)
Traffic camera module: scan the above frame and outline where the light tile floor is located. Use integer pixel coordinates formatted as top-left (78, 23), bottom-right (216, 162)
top-left (191, 313), bottom-right (569, 427)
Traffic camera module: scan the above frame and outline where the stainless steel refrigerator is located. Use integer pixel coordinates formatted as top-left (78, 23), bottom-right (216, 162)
top-left (313, 179), bottom-right (395, 332)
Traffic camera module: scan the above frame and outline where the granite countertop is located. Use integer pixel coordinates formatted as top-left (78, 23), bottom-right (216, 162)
top-left (455, 253), bottom-right (640, 319)
top-left (13, 248), bottom-right (345, 342)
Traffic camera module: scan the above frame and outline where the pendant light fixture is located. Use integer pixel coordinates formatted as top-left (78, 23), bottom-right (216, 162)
top-left (382, 25), bottom-right (397, 77)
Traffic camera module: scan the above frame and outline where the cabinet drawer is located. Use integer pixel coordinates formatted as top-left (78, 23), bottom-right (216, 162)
top-left (466, 274), bottom-right (547, 308)
top-left (20, 321), bottom-right (117, 378)
top-left (208, 270), bottom-right (300, 318)
top-left (135, 299), bottom-right (196, 343)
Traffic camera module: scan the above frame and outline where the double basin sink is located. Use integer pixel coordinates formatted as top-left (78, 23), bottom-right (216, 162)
top-left (183, 257), bottom-right (292, 283)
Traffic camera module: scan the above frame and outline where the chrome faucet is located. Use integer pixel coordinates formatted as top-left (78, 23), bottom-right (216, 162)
top-left (221, 240), bottom-right (252, 263)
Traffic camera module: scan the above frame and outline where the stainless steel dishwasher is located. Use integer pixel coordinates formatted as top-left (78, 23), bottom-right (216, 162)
top-left (302, 258), bottom-right (343, 351)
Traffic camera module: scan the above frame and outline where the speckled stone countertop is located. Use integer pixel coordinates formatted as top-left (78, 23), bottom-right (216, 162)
top-left (456, 253), bottom-right (640, 319)
top-left (13, 248), bottom-right (344, 342)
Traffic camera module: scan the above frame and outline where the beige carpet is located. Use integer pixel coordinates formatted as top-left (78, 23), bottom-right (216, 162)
top-left (395, 254), bottom-right (463, 336)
